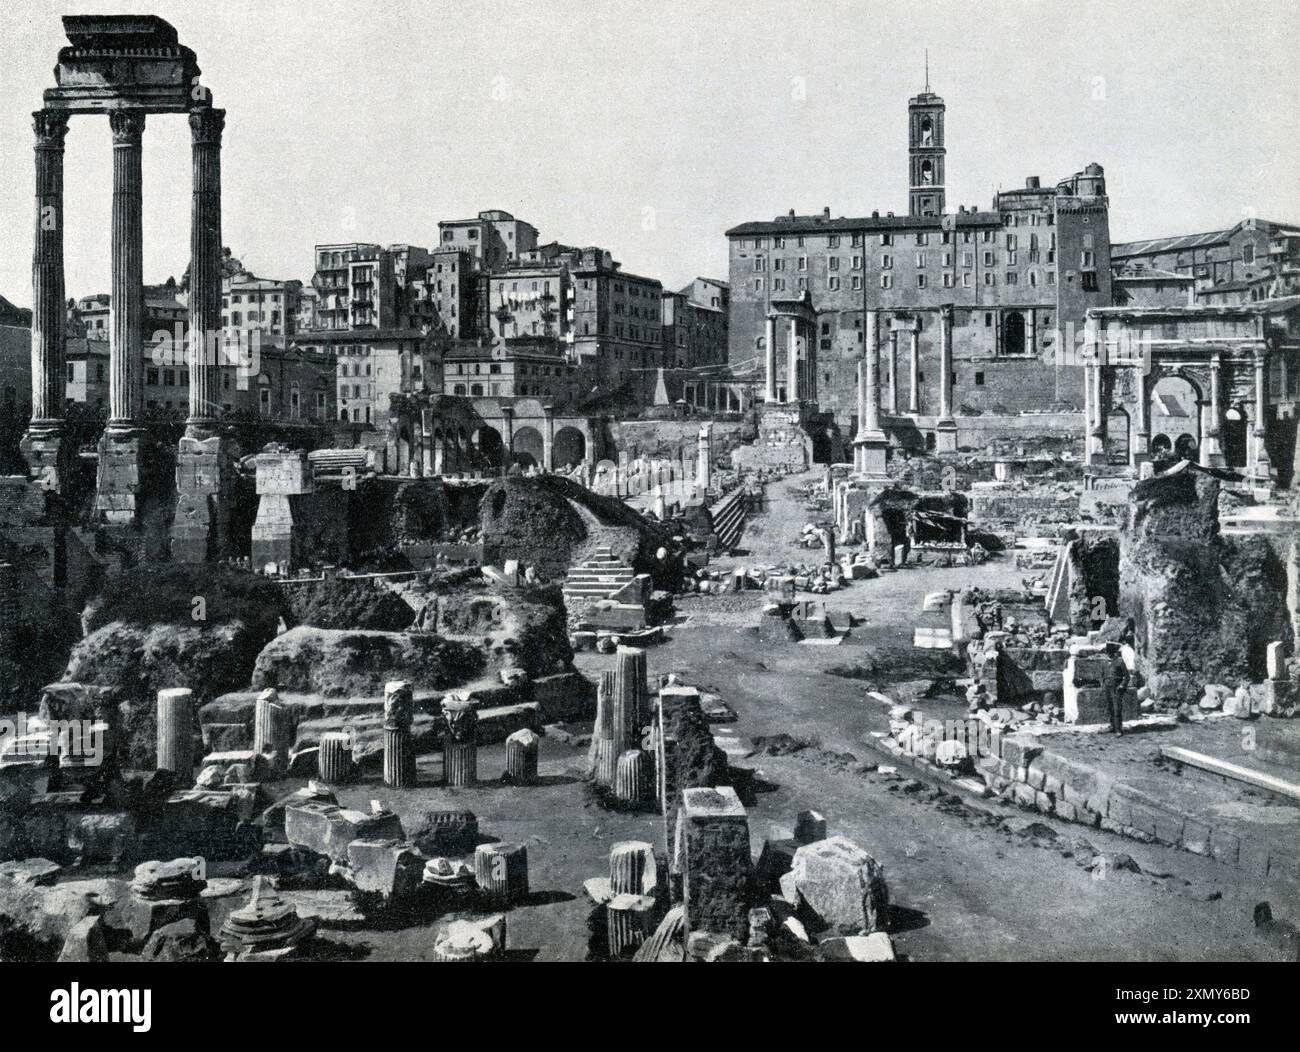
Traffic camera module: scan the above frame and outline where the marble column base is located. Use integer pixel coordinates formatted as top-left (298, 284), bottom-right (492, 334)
top-left (19, 426), bottom-right (69, 494)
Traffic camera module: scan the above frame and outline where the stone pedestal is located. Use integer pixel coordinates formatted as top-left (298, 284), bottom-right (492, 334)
top-left (678, 785), bottom-right (753, 942)
top-left (95, 429), bottom-right (145, 524)
top-left (156, 688), bottom-right (195, 779)
top-left (503, 728), bottom-right (539, 784)
top-left (172, 433), bottom-right (232, 563)
top-left (934, 419), bottom-right (959, 454)
top-left (19, 429), bottom-right (69, 495)
top-left (317, 732), bottom-right (355, 784)
top-left (474, 842), bottom-right (528, 907)
top-left (383, 726), bottom-right (415, 788)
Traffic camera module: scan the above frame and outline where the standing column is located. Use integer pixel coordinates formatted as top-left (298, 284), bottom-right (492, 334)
top-left (156, 687), bottom-right (195, 779)
top-left (1132, 366), bottom-right (1150, 467)
top-left (421, 409), bottom-right (435, 476)
top-left (442, 698), bottom-right (479, 786)
top-left (543, 404), bottom-right (555, 471)
top-left (186, 107), bottom-right (224, 433)
top-left (1252, 345), bottom-right (1273, 484)
top-left (108, 111), bottom-right (146, 432)
top-left (383, 680), bottom-right (416, 788)
top-left (786, 317), bottom-right (799, 402)
top-left (764, 316), bottom-right (777, 403)
top-left (97, 111), bottom-right (148, 524)
top-left (935, 305), bottom-right (958, 452)
top-left (908, 321), bottom-right (921, 414)
top-left (500, 406), bottom-right (514, 476)
top-left (887, 329), bottom-right (899, 414)
top-left (176, 110), bottom-right (228, 561)
top-left (1200, 353), bottom-right (1225, 467)
top-left (612, 646), bottom-right (648, 753)
top-left (22, 109), bottom-right (70, 490)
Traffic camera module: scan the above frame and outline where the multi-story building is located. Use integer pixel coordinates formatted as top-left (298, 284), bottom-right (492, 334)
top-left (71, 291), bottom-right (188, 343)
top-left (443, 339), bottom-right (586, 402)
top-left (1111, 219), bottom-right (1300, 305)
top-left (298, 242), bottom-right (439, 424)
top-left (569, 249), bottom-right (663, 393)
top-left (437, 210), bottom-right (538, 272)
top-left (222, 272), bottom-right (302, 343)
top-left (726, 86), bottom-right (1113, 434)
top-left (662, 278), bottom-right (729, 370)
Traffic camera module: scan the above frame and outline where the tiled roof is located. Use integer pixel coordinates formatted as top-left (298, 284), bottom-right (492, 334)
top-left (726, 211), bottom-right (1002, 237)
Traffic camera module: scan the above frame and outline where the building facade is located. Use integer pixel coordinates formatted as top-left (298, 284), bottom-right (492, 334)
top-left (726, 87), bottom-right (1113, 437)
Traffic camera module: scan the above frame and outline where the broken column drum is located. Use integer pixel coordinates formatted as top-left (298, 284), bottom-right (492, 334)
top-left (615, 749), bottom-right (651, 805)
top-left (612, 646), bottom-right (648, 754)
top-left (588, 670), bottom-right (619, 786)
top-left (383, 680), bottom-right (416, 789)
top-left (317, 731), bottom-right (355, 784)
top-left (474, 842), bottom-right (529, 907)
top-left (253, 688), bottom-right (292, 758)
top-left (606, 893), bottom-right (658, 958)
top-left (504, 728), bottom-right (539, 783)
top-left (442, 698), bottom-right (478, 787)
top-left (155, 687), bottom-right (195, 778)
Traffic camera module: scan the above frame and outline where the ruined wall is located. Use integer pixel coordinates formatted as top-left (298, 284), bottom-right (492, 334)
top-left (1118, 469), bottom-right (1292, 703)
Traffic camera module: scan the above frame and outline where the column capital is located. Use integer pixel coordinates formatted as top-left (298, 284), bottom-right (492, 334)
top-left (189, 107), bottom-right (226, 145)
top-left (939, 302), bottom-right (955, 322)
top-left (32, 109), bottom-right (69, 149)
top-left (109, 110), bottom-right (146, 146)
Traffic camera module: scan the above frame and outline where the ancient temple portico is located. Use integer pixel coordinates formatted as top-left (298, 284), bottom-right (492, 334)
top-left (23, 16), bottom-right (230, 554)
top-left (764, 294), bottom-right (817, 405)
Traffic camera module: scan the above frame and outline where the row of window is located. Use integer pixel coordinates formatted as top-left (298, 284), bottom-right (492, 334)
top-left (742, 218), bottom-right (1065, 253)
top-left (755, 268), bottom-right (1075, 292)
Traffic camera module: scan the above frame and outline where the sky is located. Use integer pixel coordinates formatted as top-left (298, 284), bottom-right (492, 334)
top-left (1, 0), bottom-right (1298, 308)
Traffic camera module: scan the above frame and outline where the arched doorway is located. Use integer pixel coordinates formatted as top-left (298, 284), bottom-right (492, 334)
top-left (476, 425), bottom-right (504, 471)
top-left (1106, 408), bottom-right (1130, 465)
top-left (1175, 433), bottom-right (1198, 460)
top-left (510, 425), bottom-right (544, 468)
top-left (1002, 311), bottom-right (1026, 356)
top-left (1223, 406), bottom-right (1248, 467)
top-left (553, 425), bottom-right (586, 468)
top-left (1150, 374), bottom-right (1201, 460)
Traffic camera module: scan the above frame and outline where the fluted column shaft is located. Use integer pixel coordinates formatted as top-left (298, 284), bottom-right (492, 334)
top-left (865, 311), bottom-right (880, 431)
top-left (887, 329), bottom-right (899, 414)
top-left (187, 108), bottom-right (224, 434)
top-left (764, 316), bottom-right (777, 402)
top-left (543, 406), bottom-right (555, 470)
top-left (109, 111), bottom-right (145, 430)
top-left (938, 307), bottom-right (954, 420)
top-left (909, 325), bottom-right (921, 414)
top-left (786, 317), bottom-right (799, 402)
top-left (30, 110), bottom-right (68, 428)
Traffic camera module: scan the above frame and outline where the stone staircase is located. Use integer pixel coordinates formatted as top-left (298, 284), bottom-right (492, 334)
top-left (562, 546), bottom-right (637, 600)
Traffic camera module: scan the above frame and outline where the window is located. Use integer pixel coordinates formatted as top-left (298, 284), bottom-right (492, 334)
top-left (828, 276), bottom-right (840, 291)
top-left (943, 273), bottom-right (954, 288)
top-left (851, 255), bottom-right (862, 270)
top-left (1243, 243), bottom-right (1256, 264)
top-left (984, 272), bottom-right (995, 286)
top-left (983, 251), bottom-right (995, 266)
top-left (773, 278), bottom-right (785, 291)
top-left (881, 274), bottom-right (893, 289)
top-left (880, 233), bottom-right (893, 246)
top-left (1081, 271), bottom-right (1099, 291)
top-left (1007, 251), bottom-right (1017, 266)
top-left (828, 256), bottom-right (839, 271)
top-left (916, 274), bottom-right (927, 288)
top-left (773, 258), bottom-right (784, 272)
top-left (962, 272), bottom-right (972, 288)
top-left (1081, 250), bottom-right (1095, 267)
top-left (974, 371), bottom-right (985, 386)
top-left (797, 256), bottom-right (807, 271)
top-left (828, 235), bottom-right (840, 248)
top-left (916, 232), bottom-right (928, 246)
top-left (1006, 272), bottom-right (1018, 285)
top-left (881, 254), bottom-right (893, 269)
top-left (753, 257), bottom-right (765, 271)
top-left (915, 253), bottom-right (925, 268)
top-left (754, 277), bottom-right (764, 291)
top-left (852, 275), bottom-right (862, 290)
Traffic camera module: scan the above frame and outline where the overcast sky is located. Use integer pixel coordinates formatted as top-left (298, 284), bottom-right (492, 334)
top-left (1, 0), bottom-right (1297, 308)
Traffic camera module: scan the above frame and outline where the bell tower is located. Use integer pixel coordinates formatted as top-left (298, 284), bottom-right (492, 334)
top-left (908, 65), bottom-right (946, 217)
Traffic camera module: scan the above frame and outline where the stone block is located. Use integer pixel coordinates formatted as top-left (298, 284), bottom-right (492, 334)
top-left (1181, 819), bottom-right (1211, 855)
top-left (999, 735), bottom-right (1041, 768)
top-left (679, 786), bottom-right (753, 942)
top-left (284, 802), bottom-right (402, 863)
top-left (344, 840), bottom-right (425, 905)
top-left (787, 835), bottom-right (889, 936)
